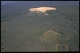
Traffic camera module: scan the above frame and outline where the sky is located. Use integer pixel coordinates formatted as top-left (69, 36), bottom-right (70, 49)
top-left (1, 1), bottom-right (17, 5)
top-left (1, 1), bottom-right (79, 5)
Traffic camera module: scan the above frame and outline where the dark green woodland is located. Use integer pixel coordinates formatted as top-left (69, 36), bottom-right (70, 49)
top-left (1, 1), bottom-right (79, 52)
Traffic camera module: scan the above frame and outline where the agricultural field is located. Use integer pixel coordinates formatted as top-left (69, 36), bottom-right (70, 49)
top-left (1, 1), bottom-right (79, 52)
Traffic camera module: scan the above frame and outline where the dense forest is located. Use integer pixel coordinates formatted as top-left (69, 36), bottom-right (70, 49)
top-left (1, 1), bottom-right (79, 52)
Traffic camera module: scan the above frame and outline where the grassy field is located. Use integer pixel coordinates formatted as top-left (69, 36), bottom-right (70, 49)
top-left (1, 1), bottom-right (79, 52)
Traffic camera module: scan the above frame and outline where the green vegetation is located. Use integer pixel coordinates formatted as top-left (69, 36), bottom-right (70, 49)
top-left (39, 29), bottom-right (61, 42)
top-left (1, 3), bottom-right (79, 52)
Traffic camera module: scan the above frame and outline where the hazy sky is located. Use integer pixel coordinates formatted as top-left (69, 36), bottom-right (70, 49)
top-left (1, 1), bottom-right (17, 5)
top-left (1, 1), bottom-right (79, 5)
